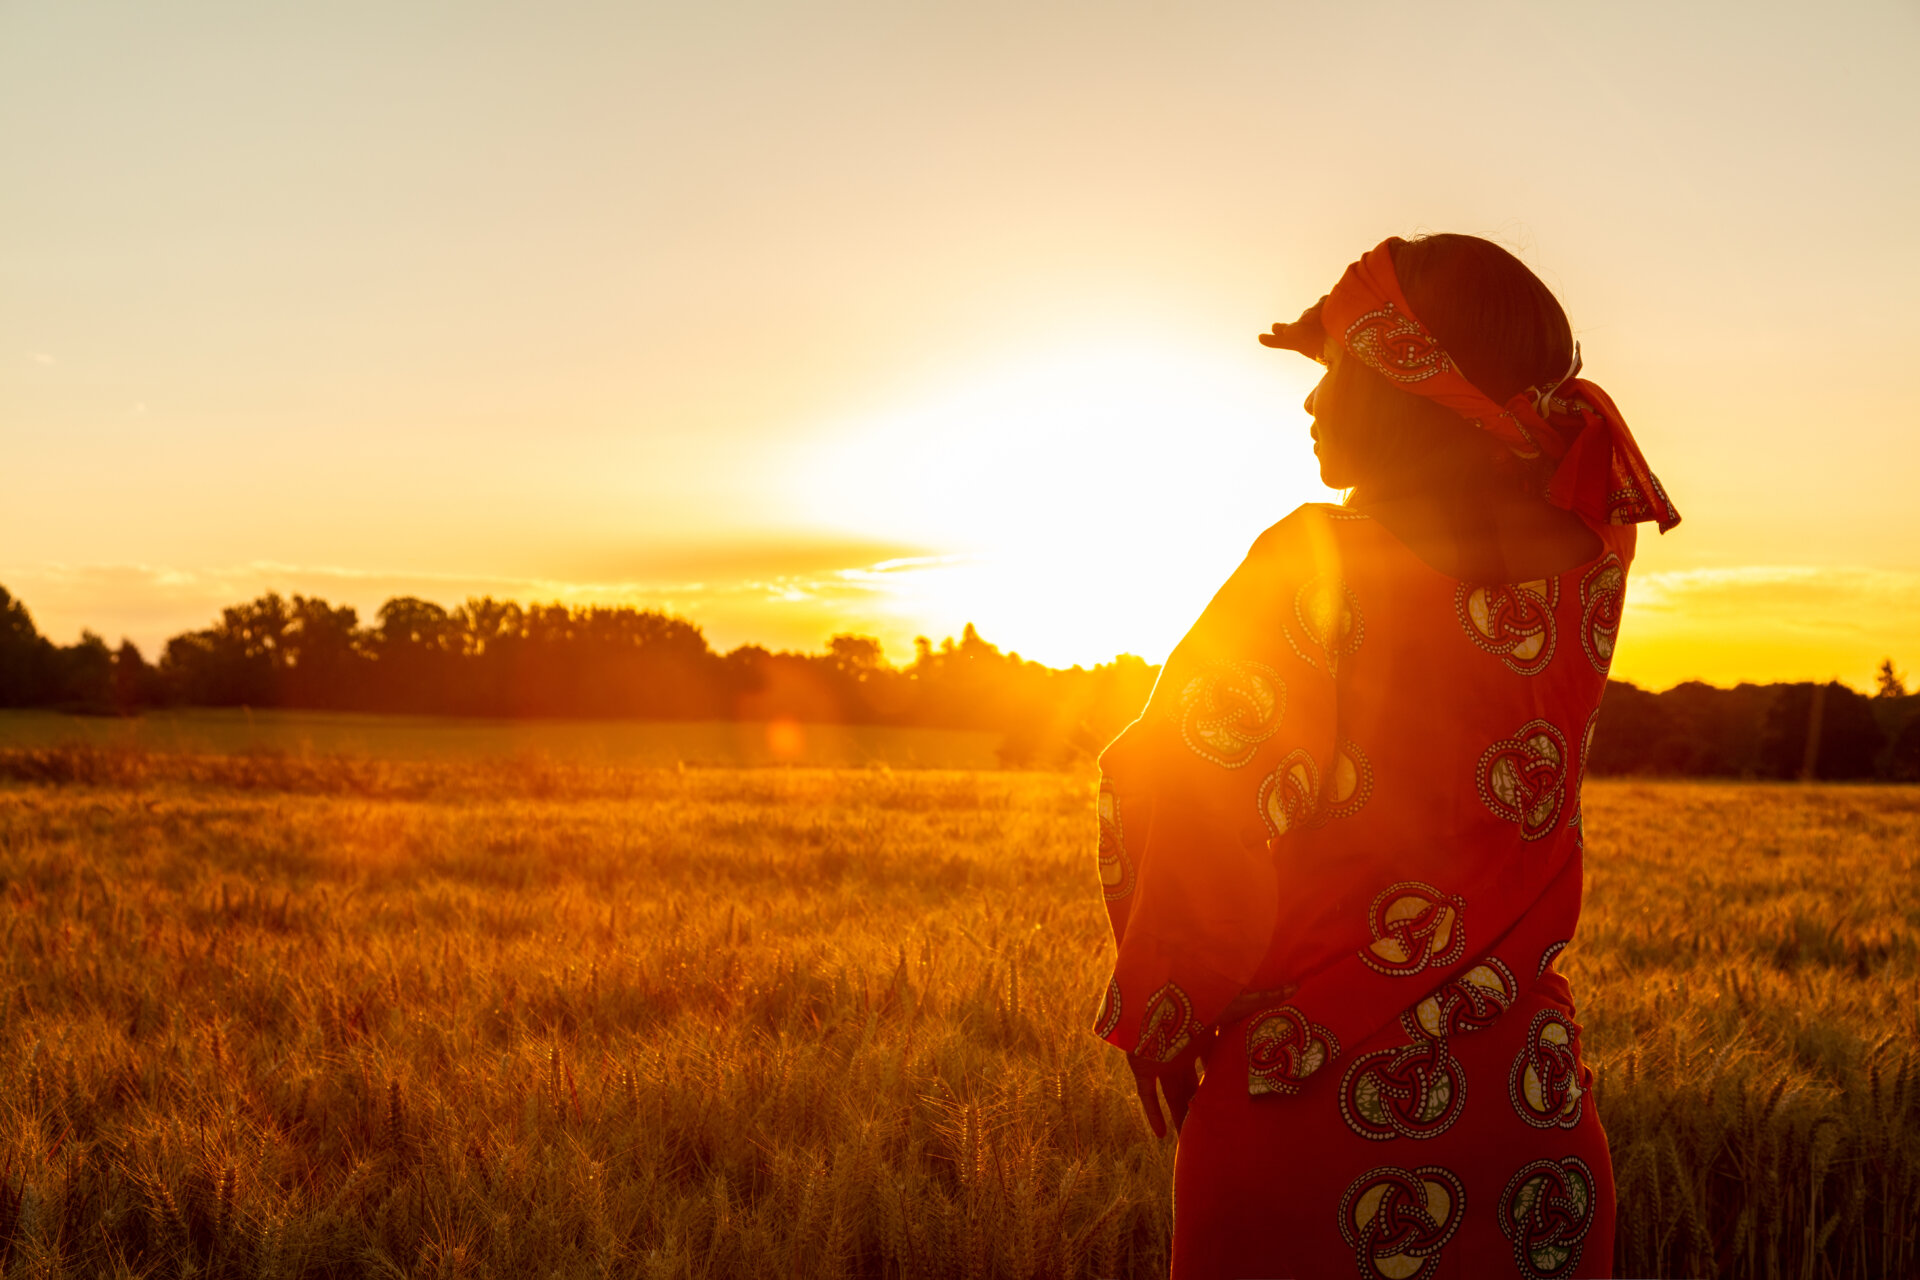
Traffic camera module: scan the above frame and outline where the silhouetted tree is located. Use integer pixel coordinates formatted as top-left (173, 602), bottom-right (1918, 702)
top-left (372, 597), bottom-right (455, 712)
top-left (1889, 712), bottom-right (1920, 782)
top-left (448, 597), bottom-right (524, 713)
top-left (111, 640), bottom-right (155, 713)
top-left (1759, 682), bottom-right (1885, 780)
top-left (1586, 681), bottom-right (1672, 774)
top-left (1655, 682), bottom-right (1777, 776)
top-left (282, 597), bottom-right (365, 709)
top-left (828, 634), bottom-right (884, 676)
top-left (0, 586), bottom-right (54, 706)
top-left (1876, 658), bottom-right (1907, 699)
top-left (160, 593), bottom-right (293, 706)
top-left (54, 631), bottom-right (114, 708)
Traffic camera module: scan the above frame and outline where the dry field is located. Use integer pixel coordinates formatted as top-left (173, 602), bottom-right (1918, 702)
top-left (0, 746), bottom-right (1914, 1279)
top-left (0, 711), bottom-right (1004, 770)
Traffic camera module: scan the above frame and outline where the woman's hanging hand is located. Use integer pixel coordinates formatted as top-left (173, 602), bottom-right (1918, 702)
top-left (1128, 1033), bottom-right (1209, 1138)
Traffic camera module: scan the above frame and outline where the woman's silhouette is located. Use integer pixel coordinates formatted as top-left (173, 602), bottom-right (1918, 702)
top-left (1092, 234), bottom-right (1678, 1279)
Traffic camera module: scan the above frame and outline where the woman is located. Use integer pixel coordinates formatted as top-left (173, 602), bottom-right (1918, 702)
top-left (1092, 234), bottom-right (1678, 1279)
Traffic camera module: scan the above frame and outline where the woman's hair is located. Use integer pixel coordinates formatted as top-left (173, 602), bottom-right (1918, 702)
top-left (1325, 234), bottom-right (1575, 506)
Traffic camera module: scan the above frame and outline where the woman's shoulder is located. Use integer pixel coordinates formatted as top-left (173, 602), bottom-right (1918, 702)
top-left (1189, 504), bottom-right (1391, 626)
top-left (1244, 502), bottom-right (1379, 565)
top-left (1253, 501), bottom-right (1641, 585)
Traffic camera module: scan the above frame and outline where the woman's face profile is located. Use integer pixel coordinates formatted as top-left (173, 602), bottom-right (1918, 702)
top-left (1303, 338), bottom-right (1359, 490)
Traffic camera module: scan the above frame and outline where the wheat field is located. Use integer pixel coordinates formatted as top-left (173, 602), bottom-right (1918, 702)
top-left (0, 710), bottom-right (1005, 770)
top-left (0, 747), bottom-right (1914, 1279)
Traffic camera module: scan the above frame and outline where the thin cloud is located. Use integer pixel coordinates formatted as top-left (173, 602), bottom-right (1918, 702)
top-left (854, 553), bottom-right (980, 575)
top-left (1618, 564), bottom-right (1920, 689)
top-left (569, 536), bottom-right (932, 582)
top-left (1630, 565), bottom-right (1920, 628)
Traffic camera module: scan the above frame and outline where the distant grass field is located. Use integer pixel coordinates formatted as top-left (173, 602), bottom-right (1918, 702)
top-left (0, 747), bottom-right (1914, 1278)
top-left (0, 709), bottom-right (1004, 769)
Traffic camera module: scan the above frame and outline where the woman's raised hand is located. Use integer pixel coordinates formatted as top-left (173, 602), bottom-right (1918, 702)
top-left (1258, 299), bottom-right (1327, 359)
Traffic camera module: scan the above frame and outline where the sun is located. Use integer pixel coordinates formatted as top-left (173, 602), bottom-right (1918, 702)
top-left (797, 334), bottom-right (1332, 665)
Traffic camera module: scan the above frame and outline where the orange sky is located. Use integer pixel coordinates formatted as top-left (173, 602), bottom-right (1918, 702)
top-left (4, 2), bottom-right (1917, 691)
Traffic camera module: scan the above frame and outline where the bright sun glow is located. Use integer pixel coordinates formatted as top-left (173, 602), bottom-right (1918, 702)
top-left (799, 336), bottom-right (1331, 665)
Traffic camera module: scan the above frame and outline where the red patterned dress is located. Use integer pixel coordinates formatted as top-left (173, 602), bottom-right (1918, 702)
top-left (1094, 501), bottom-right (1628, 1279)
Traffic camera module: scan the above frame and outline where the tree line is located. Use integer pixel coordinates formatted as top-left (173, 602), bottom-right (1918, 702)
top-left (1, 582), bottom-right (1915, 777)
top-left (1588, 667), bottom-right (1919, 782)
top-left (0, 585), bottom-right (1156, 764)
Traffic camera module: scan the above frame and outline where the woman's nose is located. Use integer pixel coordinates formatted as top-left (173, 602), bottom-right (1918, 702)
top-left (1303, 379), bottom-right (1322, 417)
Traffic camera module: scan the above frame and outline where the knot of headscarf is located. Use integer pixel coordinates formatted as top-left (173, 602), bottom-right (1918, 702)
top-left (1261, 240), bottom-right (1681, 533)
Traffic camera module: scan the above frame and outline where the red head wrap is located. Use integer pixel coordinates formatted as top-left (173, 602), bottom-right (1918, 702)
top-left (1262, 240), bottom-right (1681, 533)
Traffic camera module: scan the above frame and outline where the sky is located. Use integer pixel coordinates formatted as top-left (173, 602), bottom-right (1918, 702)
top-left (3, 0), bottom-right (1917, 691)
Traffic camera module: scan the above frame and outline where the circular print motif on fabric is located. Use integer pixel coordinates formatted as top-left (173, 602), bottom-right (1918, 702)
top-left (1257, 742), bottom-right (1372, 838)
top-left (1257, 748), bottom-right (1319, 838)
top-left (1478, 720), bottom-right (1570, 841)
top-left (1291, 575), bottom-right (1365, 674)
top-left (1245, 1005), bottom-right (1340, 1097)
top-left (1136, 982), bottom-right (1199, 1064)
top-left (1323, 740), bottom-right (1374, 821)
top-left (1407, 958), bottom-right (1518, 1040)
top-left (1455, 578), bottom-right (1560, 676)
top-left (1509, 1010), bottom-right (1587, 1129)
top-left (1339, 1164), bottom-right (1466, 1280)
top-left (1340, 1037), bottom-right (1464, 1141)
top-left (1096, 783), bottom-right (1134, 902)
top-left (1361, 882), bottom-right (1467, 978)
top-left (1579, 555), bottom-right (1625, 674)
top-left (1500, 1156), bottom-right (1598, 1279)
top-left (1178, 660), bottom-right (1284, 768)
top-left (1093, 977), bottom-right (1122, 1041)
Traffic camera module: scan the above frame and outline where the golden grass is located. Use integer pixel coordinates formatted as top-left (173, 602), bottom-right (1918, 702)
top-left (0, 750), bottom-right (1913, 1278)
top-left (0, 710), bottom-right (1005, 770)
